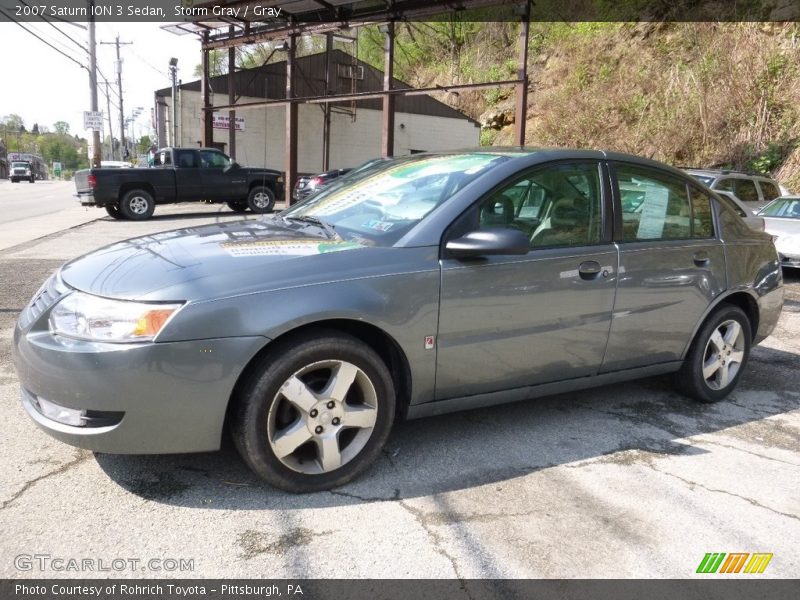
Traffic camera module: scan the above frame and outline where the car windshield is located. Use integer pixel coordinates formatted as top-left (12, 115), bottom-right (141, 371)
top-left (282, 153), bottom-right (512, 246)
top-left (758, 197), bottom-right (800, 218)
top-left (12, 162), bottom-right (28, 169)
top-left (689, 174), bottom-right (714, 185)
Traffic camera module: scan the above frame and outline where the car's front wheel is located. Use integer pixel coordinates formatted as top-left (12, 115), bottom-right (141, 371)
top-left (232, 331), bottom-right (396, 492)
top-left (119, 189), bottom-right (155, 220)
top-left (675, 304), bottom-right (751, 403)
top-left (246, 186), bottom-right (275, 213)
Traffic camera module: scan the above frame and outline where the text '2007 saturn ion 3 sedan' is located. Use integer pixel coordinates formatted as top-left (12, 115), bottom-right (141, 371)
top-left (13, 150), bottom-right (784, 492)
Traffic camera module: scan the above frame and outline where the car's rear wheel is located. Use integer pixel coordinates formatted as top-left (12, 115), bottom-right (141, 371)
top-left (105, 204), bottom-right (124, 219)
top-left (119, 189), bottom-right (155, 220)
top-left (227, 201), bottom-right (248, 213)
top-left (232, 331), bottom-right (395, 492)
top-left (675, 304), bottom-right (751, 403)
top-left (247, 186), bottom-right (275, 213)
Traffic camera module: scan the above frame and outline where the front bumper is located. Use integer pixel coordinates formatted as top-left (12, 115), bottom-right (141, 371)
top-left (13, 317), bottom-right (266, 454)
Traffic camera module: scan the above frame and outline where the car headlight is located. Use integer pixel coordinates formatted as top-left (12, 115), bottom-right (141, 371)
top-left (49, 292), bottom-right (182, 342)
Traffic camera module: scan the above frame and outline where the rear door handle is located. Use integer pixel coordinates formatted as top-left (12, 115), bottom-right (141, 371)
top-left (578, 260), bottom-right (602, 280)
top-left (693, 251), bottom-right (710, 266)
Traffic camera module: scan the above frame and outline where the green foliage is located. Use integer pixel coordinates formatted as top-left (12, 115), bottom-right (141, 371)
top-left (746, 143), bottom-right (784, 175)
top-left (53, 121), bottom-right (70, 136)
top-left (480, 128), bottom-right (498, 146)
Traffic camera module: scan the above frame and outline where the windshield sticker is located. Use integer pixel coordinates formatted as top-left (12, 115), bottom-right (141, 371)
top-left (362, 220), bottom-right (394, 232)
top-left (220, 239), bottom-right (363, 257)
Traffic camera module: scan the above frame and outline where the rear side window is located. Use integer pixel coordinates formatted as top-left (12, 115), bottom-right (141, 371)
top-left (715, 178), bottom-right (733, 192)
top-left (154, 151), bottom-right (171, 166)
top-left (759, 180), bottom-right (780, 202)
top-left (735, 179), bottom-right (759, 203)
top-left (688, 188), bottom-right (715, 238)
top-left (716, 194), bottom-right (746, 217)
top-left (616, 164), bottom-right (691, 241)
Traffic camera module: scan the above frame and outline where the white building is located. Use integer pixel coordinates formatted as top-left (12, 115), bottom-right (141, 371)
top-left (154, 50), bottom-right (480, 173)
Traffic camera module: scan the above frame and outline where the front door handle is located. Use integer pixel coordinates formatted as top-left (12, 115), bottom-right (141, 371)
top-left (578, 260), bottom-right (602, 280)
top-left (693, 251), bottom-right (710, 266)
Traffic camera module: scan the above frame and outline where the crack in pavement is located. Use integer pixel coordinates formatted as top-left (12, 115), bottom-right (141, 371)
top-left (1, 449), bottom-right (91, 510)
top-left (697, 439), bottom-right (800, 467)
top-left (397, 499), bottom-right (471, 593)
top-left (328, 488), bottom-right (400, 504)
top-left (646, 462), bottom-right (800, 523)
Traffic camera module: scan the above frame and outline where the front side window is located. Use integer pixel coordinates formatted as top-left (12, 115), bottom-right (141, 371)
top-left (283, 153), bottom-right (516, 247)
top-left (617, 164), bottom-right (692, 241)
top-left (474, 162), bottom-right (603, 248)
top-left (200, 150), bottom-right (231, 168)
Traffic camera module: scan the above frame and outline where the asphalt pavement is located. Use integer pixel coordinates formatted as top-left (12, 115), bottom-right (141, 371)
top-left (0, 186), bottom-right (798, 579)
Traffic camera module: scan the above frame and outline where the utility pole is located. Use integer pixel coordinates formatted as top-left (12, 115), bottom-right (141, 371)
top-left (104, 80), bottom-right (114, 160)
top-left (100, 36), bottom-right (131, 158)
top-left (88, 1), bottom-right (101, 168)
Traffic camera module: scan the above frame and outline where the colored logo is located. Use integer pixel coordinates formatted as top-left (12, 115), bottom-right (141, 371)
top-left (696, 553), bottom-right (773, 574)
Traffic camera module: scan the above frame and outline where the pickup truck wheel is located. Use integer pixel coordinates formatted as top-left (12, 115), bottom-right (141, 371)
top-left (119, 189), bottom-right (155, 220)
top-left (227, 201), bottom-right (248, 213)
top-left (105, 205), bottom-right (124, 219)
top-left (247, 186), bottom-right (275, 213)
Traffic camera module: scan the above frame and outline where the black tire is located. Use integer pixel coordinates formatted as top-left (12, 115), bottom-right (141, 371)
top-left (227, 201), bottom-right (248, 213)
top-left (231, 330), bottom-right (396, 493)
top-left (675, 304), bottom-right (751, 403)
top-left (105, 204), bottom-right (125, 219)
top-left (119, 189), bottom-right (155, 220)
top-left (246, 186), bottom-right (275, 213)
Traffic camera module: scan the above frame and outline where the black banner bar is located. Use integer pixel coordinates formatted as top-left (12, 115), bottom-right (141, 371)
top-left (3, 580), bottom-right (800, 600)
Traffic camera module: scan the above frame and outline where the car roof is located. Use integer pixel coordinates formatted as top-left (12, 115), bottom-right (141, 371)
top-left (684, 168), bottom-right (775, 181)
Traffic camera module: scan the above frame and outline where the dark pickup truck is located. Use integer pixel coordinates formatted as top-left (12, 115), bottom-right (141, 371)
top-left (74, 147), bottom-right (284, 220)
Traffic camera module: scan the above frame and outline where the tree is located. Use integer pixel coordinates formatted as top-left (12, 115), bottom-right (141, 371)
top-left (53, 121), bottom-right (70, 136)
top-left (32, 123), bottom-right (40, 135)
top-left (137, 134), bottom-right (152, 154)
top-left (2, 113), bottom-right (25, 131)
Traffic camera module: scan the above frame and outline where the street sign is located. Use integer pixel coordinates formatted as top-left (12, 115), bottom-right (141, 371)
top-left (53, 162), bottom-right (62, 178)
top-left (83, 111), bottom-right (103, 130)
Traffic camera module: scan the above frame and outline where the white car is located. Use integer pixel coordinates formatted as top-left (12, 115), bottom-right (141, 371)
top-left (758, 197), bottom-right (800, 268)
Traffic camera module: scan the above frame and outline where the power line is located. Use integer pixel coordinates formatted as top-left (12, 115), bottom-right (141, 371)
top-left (0, 8), bottom-right (87, 73)
top-left (19, 0), bottom-right (88, 54)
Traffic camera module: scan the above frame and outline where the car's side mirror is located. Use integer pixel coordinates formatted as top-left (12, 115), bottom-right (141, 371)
top-left (223, 162), bottom-right (240, 173)
top-left (446, 229), bottom-right (530, 259)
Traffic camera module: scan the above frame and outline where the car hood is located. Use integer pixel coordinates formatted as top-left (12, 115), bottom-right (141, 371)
top-left (59, 216), bottom-right (375, 301)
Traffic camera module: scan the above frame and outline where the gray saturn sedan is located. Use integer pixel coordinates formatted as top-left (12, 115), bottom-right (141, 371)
top-left (13, 149), bottom-right (784, 492)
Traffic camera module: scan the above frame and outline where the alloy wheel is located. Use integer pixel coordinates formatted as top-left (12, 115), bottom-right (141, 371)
top-left (702, 319), bottom-right (745, 390)
top-left (267, 360), bottom-right (378, 474)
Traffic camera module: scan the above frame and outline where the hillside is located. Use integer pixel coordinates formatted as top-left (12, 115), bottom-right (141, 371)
top-left (357, 21), bottom-right (800, 191)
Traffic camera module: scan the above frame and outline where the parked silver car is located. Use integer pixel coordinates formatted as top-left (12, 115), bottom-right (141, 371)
top-left (13, 150), bottom-right (784, 492)
top-left (758, 196), bottom-right (800, 268)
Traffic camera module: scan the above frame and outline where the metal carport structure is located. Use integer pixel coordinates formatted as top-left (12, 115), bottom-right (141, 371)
top-left (166, 0), bottom-right (532, 204)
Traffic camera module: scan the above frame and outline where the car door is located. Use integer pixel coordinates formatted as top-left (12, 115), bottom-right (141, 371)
top-left (172, 149), bottom-right (204, 201)
top-left (601, 162), bottom-right (726, 372)
top-left (199, 149), bottom-right (247, 201)
top-left (436, 161), bottom-right (618, 400)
